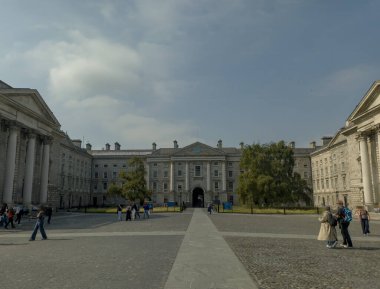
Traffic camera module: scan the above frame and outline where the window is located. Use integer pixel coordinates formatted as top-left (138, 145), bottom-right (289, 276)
top-left (326, 179), bottom-right (329, 189)
top-left (122, 164), bottom-right (127, 168)
top-left (214, 182), bottom-right (219, 190)
top-left (214, 170), bottom-right (219, 177)
top-left (94, 184), bottom-right (98, 191)
top-left (103, 182), bottom-right (107, 190)
top-left (153, 163), bottom-right (157, 167)
top-left (228, 162), bottom-right (233, 167)
top-left (113, 164), bottom-right (117, 167)
top-left (304, 172), bottom-right (308, 178)
top-left (163, 183), bottom-right (168, 192)
top-left (228, 181), bottom-right (233, 190)
top-left (228, 171), bottom-right (233, 178)
top-left (103, 172), bottom-right (108, 179)
top-left (178, 170), bottom-right (182, 177)
top-left (214, 162), bottom-right (219, 166)
top-left (195, 165), bottom-right (201, 177)
top-left (164, 171), bottom-right (168, 178)
top-left (112, 171), bottom-right (117, 178)
top-left (343, 176), bottom-right (346, 189)
top-left (94, 172), bottom-right (99, 179)
top-left (95, 164), bottom-right (98, 168)
top-left (153, 170), bottom-right (158, 178)
top-left (177, 184), bottom-right (182, 192)
top-left (153, 182), bottom-right (157, 191)
top-left (104, 164), bottom-right (108, 168)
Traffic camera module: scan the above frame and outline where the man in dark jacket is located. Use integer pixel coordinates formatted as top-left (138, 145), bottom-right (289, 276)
top-left (336, 200), bottom-right (353, 248)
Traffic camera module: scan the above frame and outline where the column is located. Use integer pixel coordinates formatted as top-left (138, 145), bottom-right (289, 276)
top-left (3, 125), bottom-right (18, 204)
top-left (359, 136), bottom-right (374, 205)
top-left (145, 163), bottom-right (150, 190)
top-left (206, 162), bottom-right (211, 191)
top-left (185, 162), bottom-right (189, 191)
top-left (40, 137), bottom-right (51, 204)
top-left (222, 161), bottom-right (226, 191)
top-left (170, 161), bottom-right (174, 192)
top-left (23, 133), bottom-right (37, 204)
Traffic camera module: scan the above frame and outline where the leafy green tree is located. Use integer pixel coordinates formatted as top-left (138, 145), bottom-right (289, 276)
top-left (237, 141), bottom-right (310, 206)
top-left (107, 183), bottom-right (123, 196)
top-left (119, 157), bottom-right (151, 203)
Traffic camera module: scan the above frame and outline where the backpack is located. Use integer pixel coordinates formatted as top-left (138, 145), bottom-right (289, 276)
top-left (328, 213), bottom-right (338, 227)
top-left (343, 207), bottom-right (352, 222)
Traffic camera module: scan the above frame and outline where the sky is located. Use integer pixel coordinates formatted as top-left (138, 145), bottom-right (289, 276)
top-left (1, 0), bottom-right (380, 150)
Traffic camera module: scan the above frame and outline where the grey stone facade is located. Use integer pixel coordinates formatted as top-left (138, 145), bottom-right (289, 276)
top-left (1, 80), bottom-right (314, 209)
top-left (311, 81), bottom-right (380, 211)
top-left (0, 82), bottom-right (92, 209)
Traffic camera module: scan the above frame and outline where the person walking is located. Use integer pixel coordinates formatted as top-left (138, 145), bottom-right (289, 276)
top-left (317, 206), bottom-right (338, 248)
top-left (29, 207), bottom-right (48, 241)
top-left (46, 206), bottom-right (53, 224)
top-left (15, 206), bottom-right (23, 224)
top-left (4, 207), bottom-right (16, 229)
top-left (117, 204), bottom-right (123, 221)
top-left (336, 200), bottom-right (353, 248)
top-left (358, 207), bottom-right (370, 236)
top-left (125, 206), bottom-right (132, 221)
top-left (143, 203), bottom-right (150, 219)
top-left (132, 203), bottom-right (140, 219)
top-left (207, 203), bottom-right (213, 214)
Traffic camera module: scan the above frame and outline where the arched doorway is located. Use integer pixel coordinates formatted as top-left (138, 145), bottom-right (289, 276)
top-left (192, 187), bottom-right (204, 207)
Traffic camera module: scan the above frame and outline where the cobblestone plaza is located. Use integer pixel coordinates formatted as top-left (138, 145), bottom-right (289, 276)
top-left (1, 209), bottom-right (379, 289)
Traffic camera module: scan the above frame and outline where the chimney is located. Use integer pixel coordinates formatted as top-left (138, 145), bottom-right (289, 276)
top-left (217, 139), bottom-right (222, 149)
top-left (321, 136), bottom-right (333, 146)
top-left (309, 141), bottom-right (316, 149)
top-left (173, 140), bottom-right (178, 149)
top-left (86, 143), bottom-right (92, 151)
top-left (72, 139), bottom-right (82, 148)
top-left (114, 142), bottom-right (121, 151)
top-left (152, 142), bottom-right (157, 151)
top-left (105, 143), bottom-right (110, 151)
top-left (240, 142), bottom-right (244, 149)
top-left (289, 141), bottom-right (295, 149)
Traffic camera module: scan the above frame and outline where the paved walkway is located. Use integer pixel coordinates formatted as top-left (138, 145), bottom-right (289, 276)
top-left (164, 208), bottom-right (258, 289)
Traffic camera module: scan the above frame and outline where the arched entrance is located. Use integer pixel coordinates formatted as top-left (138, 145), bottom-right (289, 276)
top-left (192, 187), bottom-right (204, 207)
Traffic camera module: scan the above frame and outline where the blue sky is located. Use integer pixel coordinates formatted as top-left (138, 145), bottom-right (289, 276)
top-left (1, 0), bottom-right (380, 150)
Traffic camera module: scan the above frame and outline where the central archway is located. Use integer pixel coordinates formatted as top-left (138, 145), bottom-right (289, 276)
top-left (192, 187), bottom-right (204, 207)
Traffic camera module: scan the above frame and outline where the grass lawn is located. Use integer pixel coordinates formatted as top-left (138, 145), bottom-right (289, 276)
top-left (77, 206), bottom-right (182, 214)
top-left (219, 206), bottom-right (319, 215)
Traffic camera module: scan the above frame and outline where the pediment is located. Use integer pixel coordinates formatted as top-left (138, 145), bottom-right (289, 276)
top-left (329, 131), bottom-right (346, 147)
top-left (172, 142), bottom-right (225, 156)
top-left (347, 81), bottom-right (380, 123)
top-left (3, 89), bottom-right (60, 126)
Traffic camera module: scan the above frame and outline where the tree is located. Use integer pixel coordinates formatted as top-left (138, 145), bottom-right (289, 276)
top-left (237, 141), bottom-right (310, 206)
top-left (107, 157), bottom-right (151, 203)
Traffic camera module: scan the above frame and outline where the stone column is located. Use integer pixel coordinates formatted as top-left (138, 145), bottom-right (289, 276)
top-left (40, 138), bottom-right (51, 204)
top-left (145, 163), bottom-right (150, 190)
top-left (222, 161), bottom-right (226, 191)
top-left (3, 125), bottom-right (19, 204)
top-left (359, 135), bottom-right (374, 206)
top-left (23, 133), bottom-right (37, 205)
top-left (206, 162), bottom-right (211, 191)
top-left (170, 161), bottom-right (174, 192)
top-left (185, 162), bottom-right (189, 191)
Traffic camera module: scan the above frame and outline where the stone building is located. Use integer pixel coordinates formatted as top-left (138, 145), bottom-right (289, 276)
top-left (311, 81), bottom-right (380, 211)
top-left (0, 80), bottom-right (92, 209)
top-left (1, 80), bottom-right (314, 209)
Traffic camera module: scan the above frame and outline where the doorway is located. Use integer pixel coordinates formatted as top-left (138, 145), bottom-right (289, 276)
top-left (192, 187), bottom-right (204, 207)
